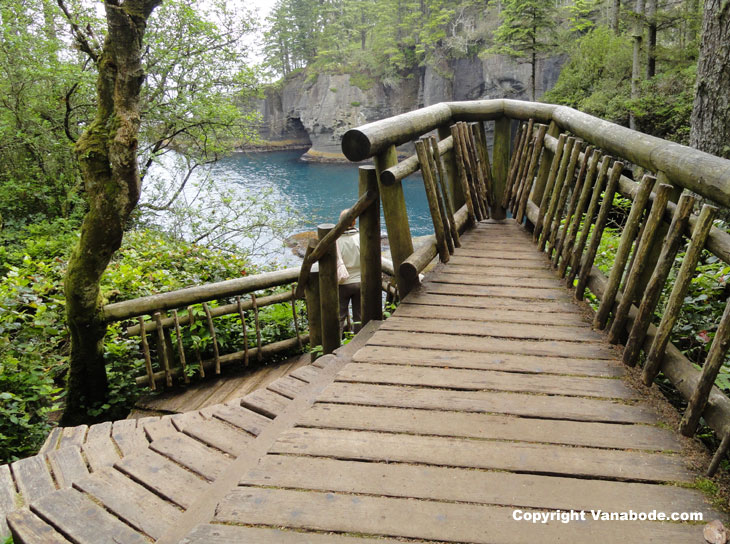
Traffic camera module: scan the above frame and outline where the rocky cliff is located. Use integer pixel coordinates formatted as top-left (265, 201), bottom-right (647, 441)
top-left (254, 54), bottom-right (564, 161)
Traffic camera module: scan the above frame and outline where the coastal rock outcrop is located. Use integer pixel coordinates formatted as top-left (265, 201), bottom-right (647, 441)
top-left (254, 54), bottom-right (564, 161)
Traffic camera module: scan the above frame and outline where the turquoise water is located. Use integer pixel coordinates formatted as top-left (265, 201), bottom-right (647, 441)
top-left (214, 150), bottom-right (432, 233)
top-left (208, 150), bottom-right (433, 265)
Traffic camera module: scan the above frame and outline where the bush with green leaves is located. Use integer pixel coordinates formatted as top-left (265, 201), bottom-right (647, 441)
top-left (0, 220), bottom-right (305, 462)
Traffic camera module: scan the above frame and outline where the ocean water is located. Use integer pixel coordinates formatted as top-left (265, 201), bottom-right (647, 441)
top-left (208, 150), bottom-right (434, 266)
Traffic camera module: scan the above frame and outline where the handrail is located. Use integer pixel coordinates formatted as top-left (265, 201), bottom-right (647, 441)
top-left (103, 267), bottom-right (300, 322)
top-left (342, 99), bottom-right (730, 208)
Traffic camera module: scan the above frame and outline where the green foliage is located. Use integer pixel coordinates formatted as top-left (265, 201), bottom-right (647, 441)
top-left (0, 223), bottom-right (256, 463)
top-left (543, 26), bottom-right (633, 124)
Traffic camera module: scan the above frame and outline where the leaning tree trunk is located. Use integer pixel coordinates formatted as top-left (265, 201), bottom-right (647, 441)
top-left (629, 0), bottom-right (645, 131)
top-left (62, 0), bottom-right (161, 425)
top-left (612, 0), bottom-right (621, 34)
top-left (690, 0), bottom-right (730, 160)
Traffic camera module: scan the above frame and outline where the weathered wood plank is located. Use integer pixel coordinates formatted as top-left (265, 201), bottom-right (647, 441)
top-left (172, 412), bottom-right (252, 456)
top-left (85, 421), bottom-right (112, 443)
top-left (6, 509), bottom-right (71, 544)
top-left (289, 365), bottom-right (321, 383)
top-left (452, 248), bottom-right (549, 260)
top-left (380, 316), bottom-right (605, 342)
top-left (39, 427), bottom-right (62, 454)
top-left (149, 434), bottom-right (230, 481)
top-left (82, 434), bottom-right (120, 472)
top-left (115, 449), bottom-right (207, 509)
top-left (240, 389), bottom-right (290, 418)
top-left (112, 419), bottom-right (148, 457)
top-left (318, 382), bottom-right (658, 423)
top-left (337, 363), bottom-right (636, 399)
top-left (215, 487), bottom-right (702, 543)
top-left (266, 375), bottom-right (308, 399)
top-left (299, 404), bottom-right (678, 451)
top-left (0, 464), bottom-right (17, 538)
top-left (394, 302), bottom-right (589, 326)
top-left (431, 272), bottom-right (565, 289)
top-left (241, 456), bottom-right (714, 516)
top-left (368, 330), bottom-right (618, 359)
top-left (210, 403), bottom-right (270, 436)
top-left (183, 524), bottom-right (418, 544)
top-left (436, 264), bottom-right (557, 278)
top-left (143, 417), bottom-right (178, 442)
top-left (272, 428), bottom-right (692, 482)
top-left (58, 425), bottom-right (87, 450)
top-left (424, 282), bottom-right (574, 300)
top-left (46, 446), bottom-right (89, 488)
top-left (11, 455), bottom-right (56, 504)
top-left (352, 345), bottom-right (624, 377)
top-left (31, 488), bottom-right (148, 544)
top-left (74, 467), bottom-right (182, 540)
top-left (444, 254), bottom-right (554, 269)
top-left (404, 292), bottom-right (579, 312)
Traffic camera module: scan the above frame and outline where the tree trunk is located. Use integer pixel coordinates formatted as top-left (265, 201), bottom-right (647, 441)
top-left (612, 0), bottom-right (621, 34)
top-left (62, 0), bottom-right (161, 425)
top-left (690, 0), bottom-right (730, 159)
top-left (630, 0), bottom-right (645, 131)
top-left (646, 0), bottom-right (656, 78)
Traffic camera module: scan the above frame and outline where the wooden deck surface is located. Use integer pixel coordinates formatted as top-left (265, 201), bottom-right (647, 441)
top-left (4, 220), bottom-right (725, 543)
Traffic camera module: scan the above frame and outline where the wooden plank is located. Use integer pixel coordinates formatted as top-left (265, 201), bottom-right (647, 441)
top-left (143, 417), bottom-right (178, 442)
top-left (11, 455), bottom-right (56, 504)
top-left (85, 421), bottom-right (112, 443)
top-left (240, 389), bottom-right (290, 419)
top-left (381, 316), bottom-right (605, 342)
top-left (172, 412), bottom-right (253, 456)
top-left (39, 427), bottom-right (62, 454)
top-left (31, 488), bottom-right (148, 544)
top-left (241, 455), bottom-right (715, 517)
top-left (6, 509), bottom-right (71, 544)
top-left (453, 248), bottom-right (548, 260)
top-left (447, 255), bottom-right (551, 269)
top-left (210, 403), bottom-right (270, 436)
top-left (58, 425), bottom-right (87, 449)
top-left (267, 375), bottom-right (308, 399)
top-left (424, 282), bottom-right (574, 301)
top-left (112, 419), bottom-right (148, 457)
top-left (183, 524), bottom-right (416, 544)
top-left (436, 264), bottom-right (557, 278)
top-left (368, 330), bottom-right (619, 359)
top-left (318, 383), bottom-right (658, 424)
top-left (82, 435), bottom-right (120, 472)
top-left (353, 344), bottom-right (623, 376)
top-left (215, 487), bottom-right (702, 543)
top-left (289, 365), bottom-right (321, 383)
top-left (150, 434), bottom-right (230, 481)
top-left (0, 464), bottom-right (17, 538)
top-left (46, 446), bottom-right (89, 488)
top-left (404, 292), bottom-right (579, 312)
top-left (433, 273), bottom-right (563, 289)
top-left (115, 449), bottom-right (208, 509)
top-left (299, 404), bottom-right (679, 451)
top-left (74, 467), bottom-right (182, 540)
top-left (272, 428), bottom-right (693, 482)
top-left (395, 303), bottom-right (589, 326)
top-left (338, 363), bottom-right (636, 399)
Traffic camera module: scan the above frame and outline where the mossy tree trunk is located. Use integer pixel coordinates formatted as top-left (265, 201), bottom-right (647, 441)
top-left (61, 0), bottom-right (161, 425)
top-left (690, 0), bottom-right (730, 160)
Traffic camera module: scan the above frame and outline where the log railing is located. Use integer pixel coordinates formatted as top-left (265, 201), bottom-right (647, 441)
top-left (341, 99), bottom-right (730, 476)
top-left (102, 268), bottom-right (307, 390)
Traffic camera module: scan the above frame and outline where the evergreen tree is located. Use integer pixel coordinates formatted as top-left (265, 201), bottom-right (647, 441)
top-left (489, 0), bottom-right (559, 100)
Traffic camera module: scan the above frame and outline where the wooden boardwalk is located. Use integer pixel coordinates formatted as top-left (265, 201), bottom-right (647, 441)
top-left (4, 220), bottom-right (725, 543)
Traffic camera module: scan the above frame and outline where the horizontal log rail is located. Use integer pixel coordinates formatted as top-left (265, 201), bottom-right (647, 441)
top-left (342, 99), bottom-right (730, 208)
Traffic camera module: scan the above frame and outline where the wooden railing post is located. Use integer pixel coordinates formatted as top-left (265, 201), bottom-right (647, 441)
top-left (491, 116), bottom-right (510, 219)
top-left (317, 223), bottom-right (340, 355)
top-left (304, 265), bottom-right (322, 361)
top-left (438, 125), bottom-right (465, 210)
top-left (531, 120), bottom-right (560, 207)
top-left (375, 144), bottom-right (416, 297)
top-left (359, 166), bottom-right (382, 325)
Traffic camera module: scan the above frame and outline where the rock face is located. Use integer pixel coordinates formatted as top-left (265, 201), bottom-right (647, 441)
top-left (255, 54), bottom-right (564, 161)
